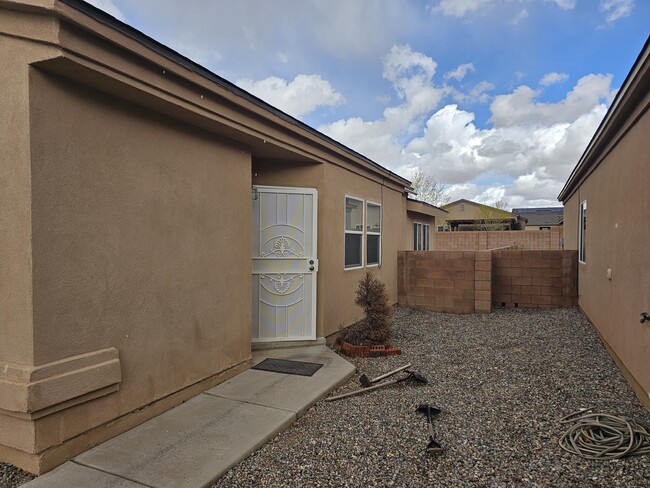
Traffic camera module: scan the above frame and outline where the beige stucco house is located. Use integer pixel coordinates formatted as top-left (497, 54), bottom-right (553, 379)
top-left (559, 37), bottom-right (650, 410)
top-left (441, 199), bottom-right (526, 231)
top-left (0, 0), bottom-right (447, 473)
top-left (406, 198), bottom-right (448, 250)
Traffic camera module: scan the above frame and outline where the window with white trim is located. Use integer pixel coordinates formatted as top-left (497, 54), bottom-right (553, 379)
top-left (413, 222), bottom-right (430, 250)
top-left (579, 200), bottom-right (587, 263)
top-left (345, 196), bottom-right (364, 268)
top-left (366, 202), bottom-right (381, 266)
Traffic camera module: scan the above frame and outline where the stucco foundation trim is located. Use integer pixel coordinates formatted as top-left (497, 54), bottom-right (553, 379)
top-left (1, 357), bottom-right (250, 475)
top-left (0, 347), bottom-right (121, 415)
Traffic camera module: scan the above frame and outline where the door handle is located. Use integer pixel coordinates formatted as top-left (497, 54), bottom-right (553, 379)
top-left (309, 266), bottom-right (315, 271)
top-left (309, 260), bottom-right (314, 265)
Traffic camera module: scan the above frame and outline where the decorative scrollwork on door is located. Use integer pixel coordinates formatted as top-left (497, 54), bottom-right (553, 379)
top-left (260, 273), bottom-right (304, 294)
top-left (261, 236), bottom-right (304, 257)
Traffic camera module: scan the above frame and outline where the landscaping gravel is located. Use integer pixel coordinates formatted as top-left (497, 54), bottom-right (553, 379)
top-left (0, 463), bottom-right (34, 487)
top-left (3, 307), bottom-right (649, 487)
top-left (218, 307), bottom-right (650, 487)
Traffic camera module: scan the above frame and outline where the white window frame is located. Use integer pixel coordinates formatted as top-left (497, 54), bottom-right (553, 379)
top-left (579, 200), bottom-right (587, 264)
top-left (413, 221), bottom-right (430, 250)
top-left (344, 195), bottom-right (364, 270)
top-left (366, 201), bottom-right (381, 267)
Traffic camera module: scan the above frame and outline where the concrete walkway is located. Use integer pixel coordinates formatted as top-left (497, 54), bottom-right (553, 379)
top-left (24, 345), bottom-right (355, 488)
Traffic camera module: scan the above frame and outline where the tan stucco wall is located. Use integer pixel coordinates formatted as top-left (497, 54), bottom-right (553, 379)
top-left (1, 1), bottom-right (416, 471)
top-left (564, 107), bottom-right (650, 404)
top-left (7, 70), bottom-right (253, 461)
top-left (443, 200), bottom-right (483, 221)
top-left (253, 160), bottom-right (407, 339)
top-left (406, 213), bottom-right (435, 250)
top-left (0, 27), bottom-right (60, 370)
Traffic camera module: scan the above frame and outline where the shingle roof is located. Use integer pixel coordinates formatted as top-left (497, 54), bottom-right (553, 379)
top-left (512, 207), bottom-right (563, 226)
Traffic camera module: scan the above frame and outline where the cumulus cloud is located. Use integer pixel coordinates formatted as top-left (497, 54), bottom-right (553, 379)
top-left (445, 63), bottom-right (475, 82)
top-left (489, 73), bottom-right (613, 127)
top-left (600, 0), bottom-right (635, 23)
top-left (319, 45), bottom-right (612, 207)
top-left (236, 74), bottom-right (344, 118)
top-left (540, 72), bottom-right (569, 86)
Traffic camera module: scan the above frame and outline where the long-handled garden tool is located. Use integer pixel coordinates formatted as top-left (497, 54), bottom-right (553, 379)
top-left (359, 363), bottom-right (413, 387)
top-left (325, 370), bottom-right (428, 401)
top-left (416, 403), bottom-right (443, 453)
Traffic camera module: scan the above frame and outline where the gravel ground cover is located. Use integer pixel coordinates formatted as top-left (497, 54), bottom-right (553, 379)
top-left (218, 307), bottom-right (650, 487)
top-left (3, 307), bottom-right (648, 487)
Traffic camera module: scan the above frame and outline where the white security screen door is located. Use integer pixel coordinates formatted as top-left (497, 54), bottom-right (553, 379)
top-left (252, 186), bottom-right (318, 342)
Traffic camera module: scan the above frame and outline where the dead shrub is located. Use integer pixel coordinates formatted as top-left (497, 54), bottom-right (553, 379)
top-left (339, 272), bottom-right (393, 346)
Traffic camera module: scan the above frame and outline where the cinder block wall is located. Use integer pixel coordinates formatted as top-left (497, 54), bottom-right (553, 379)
top-left (434, 228), bottom-right (563, 251)
top-left (491, 250), bottom-right (578, 308)
top-left (397, 251), bottom-right (491, 314)
top-left (397, 249), bottom-right (577, 313)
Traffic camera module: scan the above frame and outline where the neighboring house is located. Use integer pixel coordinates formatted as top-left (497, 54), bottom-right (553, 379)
top-left (0, 0), bottom-right (423, 473)
top-left (512, 207), bottom-right (564, 230)
top-left (406, 198), bottom-right (449, 250)
top-left (558, 37), bottom-right (649, 410)
top-left (441, 199), bottom-right (526, 231)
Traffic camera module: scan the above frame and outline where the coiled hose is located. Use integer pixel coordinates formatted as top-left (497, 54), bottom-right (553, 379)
top-left (559, 408), bottom-right (650, 460)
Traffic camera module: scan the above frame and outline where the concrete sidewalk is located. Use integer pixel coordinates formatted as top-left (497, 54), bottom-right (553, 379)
top-left (24, 345), bottom-right (355, 488)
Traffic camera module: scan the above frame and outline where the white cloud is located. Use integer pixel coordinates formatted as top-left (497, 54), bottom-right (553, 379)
top-left (434, 0), bottom-right (489, 17)
top-left (321, 45), bottom-right (612, 207)
top-left (546, 0), bottom-right (577, 10)
top-left (600, 0), bottom-right (634, 23)
top-left (86, 0), bottom-right (125, 20)
top-left (236, 74), bottom-right (344, 118)
top-left (445, 63), bottom-right (475, 82)
top-left (540, 72), bottom-right (569, 86)
top-left (489, 73), bottom-right (613, 127)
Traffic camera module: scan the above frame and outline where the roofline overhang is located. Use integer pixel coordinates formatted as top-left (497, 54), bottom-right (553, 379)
top-left (9, 0), bottom-right (412, 189)
top-left (558, 36), bottom-right (650, 202)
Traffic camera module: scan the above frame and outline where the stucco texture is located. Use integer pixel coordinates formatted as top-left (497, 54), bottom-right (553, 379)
top-left (253, 160), bottom-right (408, 339)
top-left (564, 107), bottom-right (650, 399)
top-left (26, 70), bottom-right (252, 445)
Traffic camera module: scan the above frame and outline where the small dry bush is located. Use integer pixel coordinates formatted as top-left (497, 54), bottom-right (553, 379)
top-left (339, 272), bottom-right (393, 346)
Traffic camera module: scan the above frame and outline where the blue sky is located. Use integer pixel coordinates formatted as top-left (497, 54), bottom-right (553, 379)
top-left (90, 0), bottom-right (648, 208)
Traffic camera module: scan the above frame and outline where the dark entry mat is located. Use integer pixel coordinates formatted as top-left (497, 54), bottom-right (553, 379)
top-left (252, 358), bottom-right (324, 377)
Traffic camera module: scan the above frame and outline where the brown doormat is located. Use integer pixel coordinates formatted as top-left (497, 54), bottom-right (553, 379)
top-left (252, 358), bottom-right (323, 377)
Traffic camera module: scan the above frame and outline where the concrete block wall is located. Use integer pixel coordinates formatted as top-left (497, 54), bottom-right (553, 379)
top-left (474, 251), bottom-right (492, 313)
top-left (397, 251), bottom-right (490, 314)
top-left (397, 249), bottom-right (577, 314)
top-left (491, 250), bottom-right (578, 308)
top-left (434, 227), bottom-right (563, 251)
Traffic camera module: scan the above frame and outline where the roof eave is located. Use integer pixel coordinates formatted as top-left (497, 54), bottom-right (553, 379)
top-left (558, 36), bottom-right (650, 202)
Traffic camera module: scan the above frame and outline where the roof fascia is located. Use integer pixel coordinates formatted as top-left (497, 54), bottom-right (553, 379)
top-left (50, 0), bottom-right (411, 189)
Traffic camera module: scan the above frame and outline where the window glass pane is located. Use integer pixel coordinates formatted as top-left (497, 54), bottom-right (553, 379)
top-left (367, 204), bottom-right (381, 233)
top-left (345, 198), bottom-right (363, 231)
top-left (423, 225), bottom-right (430, 250)
top-left (345, 233), bottom-right (362, 267)
top-left (413, 223), bottom-right (422, 250)
top-left (367, 235), bottom-right (380, 265)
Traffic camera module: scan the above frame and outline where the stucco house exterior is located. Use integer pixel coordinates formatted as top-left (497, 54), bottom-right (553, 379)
top-left (558, 37), bottom-right (649, 410)
top-left (406, 198), bottom-right (448, 250)
top-left (512, 207), bottom-right (563, 231)
top-left (441, 199), bottom-right (526, 231)
top-left (0, 0), bottom-right (437, 473)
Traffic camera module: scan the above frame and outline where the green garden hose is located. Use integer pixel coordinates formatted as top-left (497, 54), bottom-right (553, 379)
top-left (559, 408), bottom-right (650, 460)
